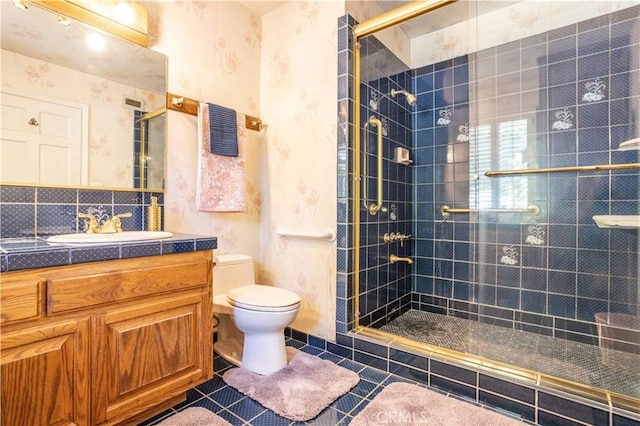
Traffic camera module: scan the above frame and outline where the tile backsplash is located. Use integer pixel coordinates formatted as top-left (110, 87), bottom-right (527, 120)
top-left (0, 185), bottom-right (163, 239)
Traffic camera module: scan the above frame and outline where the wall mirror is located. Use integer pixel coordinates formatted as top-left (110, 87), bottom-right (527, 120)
top-left (0, 1), bottom-right (167, 191)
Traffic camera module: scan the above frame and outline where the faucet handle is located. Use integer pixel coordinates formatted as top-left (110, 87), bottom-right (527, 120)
top-left (109, 212), bottom-right (132, 233)
top-left (77, 213), bottom-right (99, 234)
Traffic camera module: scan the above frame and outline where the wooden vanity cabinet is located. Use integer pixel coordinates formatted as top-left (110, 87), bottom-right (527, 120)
top-left (0, 251), bottom-right (214, 426)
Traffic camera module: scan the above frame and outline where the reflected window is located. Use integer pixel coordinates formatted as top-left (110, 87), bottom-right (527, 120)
top-left (471, 119), bottom-right (529, 209)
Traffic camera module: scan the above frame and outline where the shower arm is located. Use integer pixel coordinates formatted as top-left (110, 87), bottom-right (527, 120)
top-left (368, 116), bottom-right (384, 215)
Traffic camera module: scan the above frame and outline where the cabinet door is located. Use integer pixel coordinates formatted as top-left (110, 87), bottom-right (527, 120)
top-left (92, 292), bottom-right (213, 424)
top-left (1, 318), bottom-right (90, 426)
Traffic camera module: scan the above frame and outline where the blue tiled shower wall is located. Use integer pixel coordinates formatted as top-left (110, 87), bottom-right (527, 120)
top-left (336, 7), bottom-right (640, 352)
top-left (411, 5), bottom-right (640, 350)
top-left (0, 184), bottom-right (164, 238)
top-left (357, 34), bottom-right (414, 328)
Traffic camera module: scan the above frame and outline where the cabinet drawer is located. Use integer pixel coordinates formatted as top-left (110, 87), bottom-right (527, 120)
top-left (0, 280), bottom-right (41, 324)
top-left (47, 252), bottom-right (212, 314)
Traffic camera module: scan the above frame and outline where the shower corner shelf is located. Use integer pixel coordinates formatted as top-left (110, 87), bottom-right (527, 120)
top-left (592, 215), bottom-right (640, 229)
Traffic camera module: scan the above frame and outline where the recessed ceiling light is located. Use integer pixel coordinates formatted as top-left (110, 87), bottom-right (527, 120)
top-left (86, 32), bottom-right (106, 51)
top-left (57, 15), bottom-right (71, 26)
top-left (13, 0), bottom-right (28, 10)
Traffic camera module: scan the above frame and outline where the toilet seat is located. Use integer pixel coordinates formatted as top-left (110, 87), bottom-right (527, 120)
top-left (227, 285), bottom-right (301, 312)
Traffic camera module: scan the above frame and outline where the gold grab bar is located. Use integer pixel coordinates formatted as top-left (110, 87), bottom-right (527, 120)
top-left (485, 163), bottom-right (640, 177)
top-left (368, 116), bottom-right (384, 215)
top-left (441, 205), bottom-right (541, 217)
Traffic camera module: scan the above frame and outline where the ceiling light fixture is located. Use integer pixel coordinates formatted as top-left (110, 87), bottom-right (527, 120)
top-left (114, 1), bottom-right (135, 25)
top-left (13, 0), bottom-right (28, 10)
top-left (57, 15), bottom-right (71, 26)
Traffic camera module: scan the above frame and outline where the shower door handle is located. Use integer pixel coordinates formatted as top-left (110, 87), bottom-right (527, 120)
top-left (368, 116), bottom-right (384, 215)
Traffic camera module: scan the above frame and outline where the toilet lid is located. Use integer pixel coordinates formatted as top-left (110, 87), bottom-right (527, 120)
top-left (227, 285), bottom-right (301, 312)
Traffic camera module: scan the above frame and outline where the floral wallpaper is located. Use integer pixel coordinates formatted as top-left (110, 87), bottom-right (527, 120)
top-left (144, 0), bottom-right (343, 340)
top-left (145, 0), bottom-right (262, 264)
top-left (1, 49), bottom-right (163, 188)
top-left (258, 1), bottom-right (344, 340)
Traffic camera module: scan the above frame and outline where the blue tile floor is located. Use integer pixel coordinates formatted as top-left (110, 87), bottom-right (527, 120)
top-left (140, 338), bottom-right (525, 425)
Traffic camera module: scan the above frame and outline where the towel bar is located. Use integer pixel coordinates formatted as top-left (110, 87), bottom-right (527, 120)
top-left (441, 205), bottom-right (541, 217)
top-left (275, 227), bottom-right (336, 242)
top-left (166, 92), bottom-right (263, 131)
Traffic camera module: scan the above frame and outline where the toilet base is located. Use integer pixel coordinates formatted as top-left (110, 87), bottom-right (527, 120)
top-left (242, 331), bottom-right (287, 375)
top-left (215, 313), bottom-right (243, 367)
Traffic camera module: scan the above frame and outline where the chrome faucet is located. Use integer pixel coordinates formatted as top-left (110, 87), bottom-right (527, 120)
top-left (390, 254), bottom-right (413, 264)
top-left (78, 212), bottom-right (132, 234)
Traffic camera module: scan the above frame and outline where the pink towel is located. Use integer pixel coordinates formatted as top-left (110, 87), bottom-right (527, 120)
top-left (196, 102), bottom-right (246, 212)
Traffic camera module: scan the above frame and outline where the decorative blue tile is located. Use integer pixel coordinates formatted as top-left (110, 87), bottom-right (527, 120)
top-left (195, 238), bottom-right (217, 251)
top-left (549, 83), bottom-right (577, 109)
top-left (120, 242), bottom-right (161, 258)
top-left (577, 102), bottom-right (609, 128)
top-left (70, 246), bottom-right (120, 264)
top-left (520, 290), bottom-right (547, 314)
top-left (37, 188), bottom-right (77, 204)
top-left (578, 27), bottom-right (610, 56)
top-left (547, 270), bottom-right (577, 295)
top-left (78, 190), bottom-right (113, 205)
top-left (548, 59), bottom-right (576, 86)
top-left (1, 204), bottom-right (35, 238)
top-left (161, 241), bottom-right (195, 254)
top-left (539, 392), bottom-right (609, 425)
top-left (548, 294), bottom-right (576, 318)
top-left (1, 185), bottom-right (36, 203)
top-left (577, 52), bottom-right (609, 81)
top-left (8, 249), bottom-right (69, 270)
top-left (37, 204), bottom-right (77, 234)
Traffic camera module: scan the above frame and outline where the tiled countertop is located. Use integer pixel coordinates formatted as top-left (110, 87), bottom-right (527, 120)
top-left (0, 233), bottom-right (217, 272)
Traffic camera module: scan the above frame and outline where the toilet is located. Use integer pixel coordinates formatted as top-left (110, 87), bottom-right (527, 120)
top-left (213, 254), bottom-right (301, 375)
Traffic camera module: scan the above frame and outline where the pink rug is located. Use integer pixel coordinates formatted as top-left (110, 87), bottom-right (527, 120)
top-left (351, 382), bottom-right (523, 426)
top-left (157, 407), bottom-right (231, 425)
top-left (222, 347), bottom-right (359, 421)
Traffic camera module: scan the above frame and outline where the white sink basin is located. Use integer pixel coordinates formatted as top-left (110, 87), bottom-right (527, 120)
top-left (47, 231), bottom-right (174, 246)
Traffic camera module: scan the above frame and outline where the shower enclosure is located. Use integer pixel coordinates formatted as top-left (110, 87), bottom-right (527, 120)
top-left (135, 108), bottom-right (166, 189)
top-left (345, 0), bottom-right (640, 416)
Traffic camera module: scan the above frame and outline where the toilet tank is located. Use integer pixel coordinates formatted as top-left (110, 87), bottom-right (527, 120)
top-left (213, 254), bottom-right (256, 296)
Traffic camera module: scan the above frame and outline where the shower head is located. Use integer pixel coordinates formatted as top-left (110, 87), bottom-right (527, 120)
top-left (391, 89), bottom-right (417, 107)
top-left (370, 89), bottom-right (417, 111)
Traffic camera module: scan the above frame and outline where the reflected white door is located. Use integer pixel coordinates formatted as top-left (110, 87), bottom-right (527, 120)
top-left (1, 92), bottom-right (87, 185)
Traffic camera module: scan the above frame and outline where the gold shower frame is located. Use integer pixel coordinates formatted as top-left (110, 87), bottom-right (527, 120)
top-left (350, 0), bottom-right (639, 414)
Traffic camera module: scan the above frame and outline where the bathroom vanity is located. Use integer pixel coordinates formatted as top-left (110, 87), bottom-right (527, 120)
top-left (0, 236), bottom-right (215, 425)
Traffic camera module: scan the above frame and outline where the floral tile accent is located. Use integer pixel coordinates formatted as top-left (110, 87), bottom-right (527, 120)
top-left (500, 246), bottom-right (519, 265)
top-left (551, 107), bottom-right (574, 130)
top-left (381, 116), bottom-right (389, 137)
top-left (369, 89), bottom-right (379, 110)
top-left (581, 78), bottom-right (606, 102)
top-left (456, 123), bottom-right (470, 142)
top-left (525, 222), bottom-right (545, 245)
top-left (437, 107), bottom-right (452, 125)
